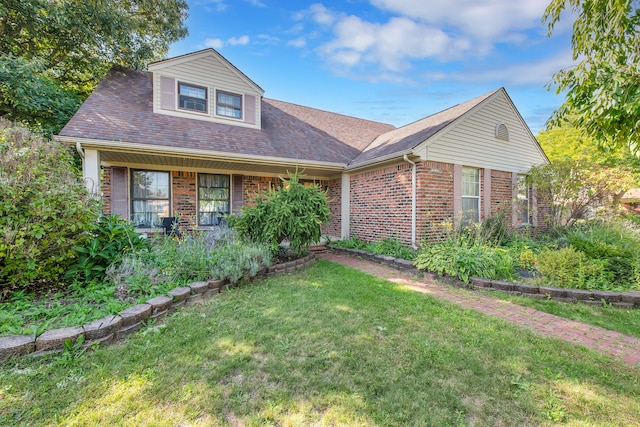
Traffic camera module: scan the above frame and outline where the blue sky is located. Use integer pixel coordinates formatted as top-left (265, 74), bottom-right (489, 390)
top-left (168, 0), bottom-right (576, 134)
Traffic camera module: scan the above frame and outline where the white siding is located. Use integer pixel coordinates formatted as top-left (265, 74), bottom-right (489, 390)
top-left (417, 92), bottom-right (547, 173)
top-left (151, 53), bottom-right (262, 129)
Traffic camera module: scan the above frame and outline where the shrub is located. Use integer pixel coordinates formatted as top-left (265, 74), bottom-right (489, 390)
top-left (228, 171), bottom-right (330, 256)
top-left (209, 239), bottom-right (272, 284)
top-left (365, 238), bottom-right (416, 260)
top-left (414, 238), bottom-right (517, 283)
top-left (535, 247), bottom-right (612, 289)
top-left (480, 211), bottom-right (511, 246)
top-left (0, 120), bottom-right (101, 286)
top-left (66, 215), bottom-right (147, 282)
top-left (564, 221), bottom-right (640, 287)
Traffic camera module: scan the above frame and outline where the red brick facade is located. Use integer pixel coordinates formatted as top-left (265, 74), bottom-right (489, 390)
top-left (350, 163), bottom-right (414, 245)
top-left (172, 171), bottom-right (197, 228)
top-left (101, 163), bottom-right (544, 243)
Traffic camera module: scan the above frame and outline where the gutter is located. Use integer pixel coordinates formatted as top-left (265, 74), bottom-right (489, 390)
top-left (403, 154), bottom-right (419, 250)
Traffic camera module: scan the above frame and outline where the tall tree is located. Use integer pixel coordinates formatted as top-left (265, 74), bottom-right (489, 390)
top-left (0, 0), bottom-right (188, 135)
top-left (543, 0), bottom-right (640, 153)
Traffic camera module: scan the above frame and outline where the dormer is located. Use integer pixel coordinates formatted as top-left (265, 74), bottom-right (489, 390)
top-left (148, 49), bottom-right (264, 129)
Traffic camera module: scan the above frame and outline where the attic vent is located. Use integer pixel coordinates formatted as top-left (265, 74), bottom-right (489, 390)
top-left (495, 122), bottom-right (509, 141)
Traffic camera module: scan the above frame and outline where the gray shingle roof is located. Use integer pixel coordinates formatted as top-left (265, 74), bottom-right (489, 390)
top-left (58, 68), bottom-right (501, 167)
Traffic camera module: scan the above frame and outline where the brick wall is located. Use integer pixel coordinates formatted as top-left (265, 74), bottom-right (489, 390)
top-left (102, 166), bottom-right (111, 215)
top-left (322, 177), bottom-right (342, 237)
top-left (172, 171), bottom-right (196, 228)
top-left (418, 161), bottom-right (455, 243)
top-left (490, 170), bottom-right (513, 219)
top-left (350, 163), bottom-right (413, 246)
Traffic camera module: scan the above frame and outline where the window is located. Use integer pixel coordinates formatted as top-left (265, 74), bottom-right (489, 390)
top-left (515, 175), bottom-right (530, 225)
top-left (131, 170), bottom-right (170, 227)
top-left (179, 82), bottom-right (207, 113)
top-left (198, 174), bottom-right (230, 225)
top-left (461, 167), bottom-right (480, 226)
top-left (216, 91), bottom-right (242, 119)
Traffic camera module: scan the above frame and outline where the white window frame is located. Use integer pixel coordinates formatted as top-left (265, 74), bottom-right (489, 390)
top-left (461, 167), bottom-right (480, 226)
top-left (131, 170), bottom-right (171, 228)
top-left (216, 90), bottom-right (242, 119)
top-left (197, 173), bottom-right (231, 226)
top-left (515, 174), bottom-right (530, 225)
top-left (178, 82), bottom-right (208, 113)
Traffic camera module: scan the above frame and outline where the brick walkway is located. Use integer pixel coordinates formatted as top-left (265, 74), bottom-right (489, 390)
top-left (318, 252), bottom-right (640, 367)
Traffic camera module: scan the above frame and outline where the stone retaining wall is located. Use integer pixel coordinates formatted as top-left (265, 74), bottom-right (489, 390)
top-left (0, 254), bottom-right (316, 361)
top-left (328, 246), bottom-right (640, 309)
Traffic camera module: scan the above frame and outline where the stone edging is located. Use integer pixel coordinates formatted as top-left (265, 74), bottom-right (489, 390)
top-left (0, 254), bottom-right (317, 361)
top-left (327, 246), bottom-right (640, 309)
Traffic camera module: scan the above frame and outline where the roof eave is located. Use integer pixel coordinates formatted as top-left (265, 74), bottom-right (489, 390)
top-left (54, 135), bottom-right (346, 171)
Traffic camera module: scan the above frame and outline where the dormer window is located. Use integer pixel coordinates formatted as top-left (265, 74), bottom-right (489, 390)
top-left (216, 91), bottom-right (242, 119)
top-left (179, 82), bottom-right (207, 113)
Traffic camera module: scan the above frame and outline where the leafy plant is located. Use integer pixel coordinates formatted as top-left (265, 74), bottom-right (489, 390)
top-left (0, 120), bottom-right (101, 287)
top-left (535, 247), bottom-right (612, 290)
top-left (228, 171), bottom-right (330, 256)
top-left (66, 215), bottom-right (147, 282)
top-left (364, 238), bottom-right (416, 260)
top-left (414, 238), bottom-right (517, 283)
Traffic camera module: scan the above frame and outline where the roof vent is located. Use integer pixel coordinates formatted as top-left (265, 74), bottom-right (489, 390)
top-left (495, 122), bottom-right (509, 141)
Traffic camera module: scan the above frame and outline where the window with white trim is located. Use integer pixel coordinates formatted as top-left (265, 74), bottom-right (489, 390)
top-left (461, 167), bottom-right (480, 226)
top-left (198, 174), bottom-right (230, 226)
top-left (216, 91), bottom-right (242, 119)
top-left (178, 82), bottom-right (207, 113)
top-left (515, 175), bottom-right (530, 225)
top-left (131, 170), bottom-right (170, 227)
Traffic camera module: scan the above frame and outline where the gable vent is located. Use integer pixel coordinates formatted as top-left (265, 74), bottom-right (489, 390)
top-left (495, 122), bottom-right (509, 141)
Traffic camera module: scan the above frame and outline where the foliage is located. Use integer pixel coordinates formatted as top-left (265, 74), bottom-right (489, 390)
top-left (535, 247), bottom-right (613, 290)
top-left (543, 0), bottom-right (640, 153)
top-left (66, 215), bottom-right (147, 283)
top-left (414, 238), bottom-right (517, 283)
top-left (527, 158), bottom-right (635, 228)
top-left (480, 210), bottom-right (512, 246)
top-left (331, 236), bottom-right (417, 260)
top-left (209, 239), bottom-right (272, 284)
top-left (0, 120), bottom-right (101, 287)
top-left (228, 171), bottom-right (331, 256)
top-left (0, 56), bottom-right (81, 137)
top-left (0, 0), bottom-right (189, 134)
top-left (564, 221), bottom-right (640, 288)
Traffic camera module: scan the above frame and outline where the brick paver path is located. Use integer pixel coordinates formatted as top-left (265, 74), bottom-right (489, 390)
top-left (318, 252), bottom-right (640, 367)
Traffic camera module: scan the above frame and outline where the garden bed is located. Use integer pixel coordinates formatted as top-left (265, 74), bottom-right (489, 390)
top-left (328, 245), bottom-right (640, 309)
top-left (0, 254), bottom-right (316, 361)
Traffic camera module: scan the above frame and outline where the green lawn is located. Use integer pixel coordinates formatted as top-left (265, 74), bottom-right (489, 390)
top-left (2, 260), bottom-right (639, 426)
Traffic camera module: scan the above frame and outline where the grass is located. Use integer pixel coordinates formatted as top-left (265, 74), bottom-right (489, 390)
top-left (479, 290), bottom-right (640, 339)
top-left (1, 260), bottom-right (639, 426)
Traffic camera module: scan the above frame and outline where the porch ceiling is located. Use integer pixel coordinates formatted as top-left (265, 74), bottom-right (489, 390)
top-left (98, 150), bottom-right (344, 179)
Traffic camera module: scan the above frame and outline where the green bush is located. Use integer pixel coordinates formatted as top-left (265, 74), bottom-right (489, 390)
top-left (480, 211), bottom-right (512, 246)
top-left (414, 238), bottom-right (517, 283)
top-left (564, 221), bottom-right (640, 287)
top-left (228, 171), bottom-right (330, 255)
top-left (535, 247), bottom-right (612, 290)
top-left (209, 239), bottom-right (272, 284)
top-left (0, 120), bottom-right (101, 286)
top-left (66, 215), bottom-right (147, 282)
top-left (365, 238), bottom-right (416, 260)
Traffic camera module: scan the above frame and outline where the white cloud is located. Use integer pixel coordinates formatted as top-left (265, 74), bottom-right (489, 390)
top-left (245, 0), bottom-right (266, 7)
top-left (204, 35), bottom-right (250, 49)
top-left (309, 3), bottom-right (337, 26)
top-left (196, 0), bottom-right (228, 13)
top-left (369, 0), bottom-right (549, 40)
top-left (288, 37), bottom-right (307, 48)
top-left (204, 38), bottom-right (224, 49)
top-left (424, 50), bottom-right (576, 86)
top-left (228, 35), bottom-right (250, 45)
top-left (319, 15), bottom-right (462, 72)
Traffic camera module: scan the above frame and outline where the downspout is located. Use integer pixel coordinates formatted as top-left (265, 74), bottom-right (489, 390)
top-left (403, 154), bottom-right (419, 250)
top-left (75, 141), bottom-right (85, 159)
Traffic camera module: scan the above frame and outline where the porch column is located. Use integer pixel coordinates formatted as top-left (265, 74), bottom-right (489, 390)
top-left (341, 172), bottom-right (350, 239)
top-left (83, 149), bottom-right (101, 197)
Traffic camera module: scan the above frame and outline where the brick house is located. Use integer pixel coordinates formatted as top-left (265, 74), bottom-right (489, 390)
top-left (56, 49), bottom-right (549, 247)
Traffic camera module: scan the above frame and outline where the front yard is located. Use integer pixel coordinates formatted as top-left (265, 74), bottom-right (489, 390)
top-left (2, 261), bottom-right (639, 426)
